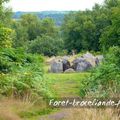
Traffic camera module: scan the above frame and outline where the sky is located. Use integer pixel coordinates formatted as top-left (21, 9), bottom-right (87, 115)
top-left (8, 0), bottom-right (105, 12)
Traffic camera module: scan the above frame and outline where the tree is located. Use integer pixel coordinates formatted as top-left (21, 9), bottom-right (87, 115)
top-left (12, 21), bottom-right (28, 48)
top-left (12, 14), bottom-right (60, 49)
top-left (100, 6), bottom-right (120, 51)
top-left (0, 0), bottom-right (13, 48)
top-left (0, 0), bottom-right (12, 26)
top-left (0, 25), bottom-right (13, 48)
top-left (62, 10), bottom-right (100, 52)
top-left (104, 0), bottom-right (119, 8)
top-left (61, 1), bottom-right (119, 53)
top-left (28, 35), bottom-right (64, 56)
top-left (20, 14), bottom-right (42, 41)
top-left (40, 17), bottom-right (58, 37)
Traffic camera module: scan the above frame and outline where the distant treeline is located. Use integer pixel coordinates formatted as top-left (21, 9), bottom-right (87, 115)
top-left (13, 11), bottom-right (70, 25)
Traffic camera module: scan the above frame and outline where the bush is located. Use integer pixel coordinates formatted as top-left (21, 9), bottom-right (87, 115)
top-left (80, 46), bottom-right (120, 98)
top-left (28, 35), bottom-right (64, 57)
top-left (0, 48), bottom-right (52, 99)
top-left (0, 48), bottom-right (43, 73)
top-left (0, 26), bottom-right (13, 48)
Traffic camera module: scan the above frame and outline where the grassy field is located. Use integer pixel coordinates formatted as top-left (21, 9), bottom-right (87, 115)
top-left (45, 72), bottom-right (89, 97)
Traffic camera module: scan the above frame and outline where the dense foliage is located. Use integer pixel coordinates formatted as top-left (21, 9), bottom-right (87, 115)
top-left (78, 0), bottom-right (120, 98)
top-left (100, 6), bottom-right (120, 50)
top-left (80, 46), bottom-right (120, 98)
top-left (62, 0), bottom-right (120, 53)
top-left (0, 48), bottom-right (49, 98)
top-left (0, 47), bottom-right (53, 99)
top-left (0, 0), bottom-right (12, 26)
top-left (12, 14), bottom-right (64, 56)
top-left (0, 26), bottom-right (13, 48)
top-left (28, 35), bottom-right (64, 56)
top-left (0, 0), bottom-right (53, 99)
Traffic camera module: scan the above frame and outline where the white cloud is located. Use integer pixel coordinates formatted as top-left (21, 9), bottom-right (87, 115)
top-left (8, 0), bottom-right (105, 12)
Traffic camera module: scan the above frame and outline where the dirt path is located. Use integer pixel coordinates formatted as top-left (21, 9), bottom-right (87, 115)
top-left (40, 109), bottom-right (69, 120)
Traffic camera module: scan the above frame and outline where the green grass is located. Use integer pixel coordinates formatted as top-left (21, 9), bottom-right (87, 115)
top-left (45, 72), bottom-right (89, 97)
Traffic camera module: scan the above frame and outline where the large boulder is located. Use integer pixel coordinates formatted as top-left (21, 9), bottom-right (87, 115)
top-left (72, 57), bottom-right (92, 72)
top-left (50, 60), bottom-right (63, 73)
top-left (62, 59), bottom-right (71, 71)
top-left (72, 57), bottom-right (86, 69)
top-left (76, 61), bottom-right (92, 72)
top-left (83, 52), bottom-right (96, 67)
top-left (50, 56), bottom-right (71, 73)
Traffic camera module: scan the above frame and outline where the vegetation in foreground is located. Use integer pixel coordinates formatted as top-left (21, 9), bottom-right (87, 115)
top-left (80, 46), bottom-right (120, 98)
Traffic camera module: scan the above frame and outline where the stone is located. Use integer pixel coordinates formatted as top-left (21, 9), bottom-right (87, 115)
top-left (62, 56), bottom-right (70, 61)
top-left (95, 55), bottom-right (104, 64)
top-left (50, 60), bottom-right (63, 73)
top-left (76, 61), bottom-right (92, 72)
top-left (72, 57), bottom-right (86, 70)
top-left (64, 68), bottom-right (75, 73)
top-left (46, 56), bottom-right (56, 64)
top-left (49, 56), bottom-right (71, 73)
top-left (62, 59), bottom-right (71, 71)
top-left (72, 57), bottom-right (92, 72)
top-left (83, 52), bottom-right (96, 67)
top-left (72, 57), bottom-right (85, 64)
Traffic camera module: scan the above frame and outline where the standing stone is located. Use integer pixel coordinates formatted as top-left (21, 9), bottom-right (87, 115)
top-left (72, 57), bottom-right (86, 70)
top-left (62, 59), bottom-right (70, 71)
top-left (76, 61), bottom-right (92, 72)
top-left (72, 57), bottom-right (92, 72)
top-left (50, 60), bottom-right (63, 73)
top-left (83, 52), bottom-right (96, 67)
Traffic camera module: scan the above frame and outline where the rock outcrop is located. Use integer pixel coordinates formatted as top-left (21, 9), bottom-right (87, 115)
top-left (49, 52), bottom-right (104, 73)
top-left (72, 57), bottom-right (92, 72)
top-left (62, 59), bottom-right (71, 71)
top-left (50, 60), bottom-right (63, 73)
top-left (82, 52), bottom-right (96, 67)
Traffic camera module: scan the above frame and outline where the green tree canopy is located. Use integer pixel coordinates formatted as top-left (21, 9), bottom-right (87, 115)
top-left (28, 35), bottom-right (64, 56)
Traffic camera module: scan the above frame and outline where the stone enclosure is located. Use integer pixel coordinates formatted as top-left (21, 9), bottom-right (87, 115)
top-left (48, 52), bottom-right (103, 73)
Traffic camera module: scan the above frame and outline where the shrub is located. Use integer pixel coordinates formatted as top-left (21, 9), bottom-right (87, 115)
top-left (80, 46), bottom-right (120, 98)
top-left (0, 48), bottom-right (52, 99)
top-left (28, 35), bottom-right (64, 57)
top-left (0, 48), bottom-right (43, 73)
top-left (0, 26), bottom-right (13, 48)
